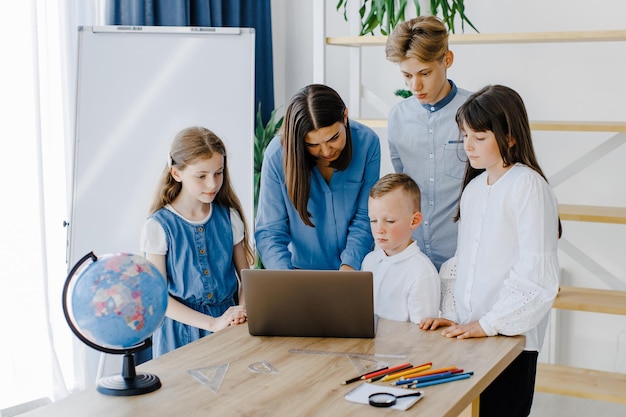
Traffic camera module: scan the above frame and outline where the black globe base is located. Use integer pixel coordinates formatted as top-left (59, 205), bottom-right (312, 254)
top-left (96, 352), bottom-right (161, 396)
top-left (97, 373), bottom-right (161, 396)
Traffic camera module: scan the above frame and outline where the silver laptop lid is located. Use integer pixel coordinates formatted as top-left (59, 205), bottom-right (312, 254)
top-left (242, 269), bottom-right (376, 338)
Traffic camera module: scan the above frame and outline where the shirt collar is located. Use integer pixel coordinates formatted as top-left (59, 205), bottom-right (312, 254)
top-left (421, 80), bottom-right (457, 113)
top-left (378, 241), bottom-right (420, 263)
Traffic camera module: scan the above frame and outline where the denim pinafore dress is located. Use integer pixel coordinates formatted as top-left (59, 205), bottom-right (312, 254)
top-left (150, 204), bottom-right (237, 357)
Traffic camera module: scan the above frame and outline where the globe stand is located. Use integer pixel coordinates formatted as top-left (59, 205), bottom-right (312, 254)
top-left (97, 352), bottom-right (161, 396)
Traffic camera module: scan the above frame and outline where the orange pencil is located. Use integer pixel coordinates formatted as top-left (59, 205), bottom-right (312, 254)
top-left (379, 362), bottom-right (432, 382)
top-left (400, 366), bottom-right (458, 380)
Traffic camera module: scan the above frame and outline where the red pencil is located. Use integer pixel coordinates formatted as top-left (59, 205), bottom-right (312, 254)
top-left (364, 363), bottom-right (413, 382)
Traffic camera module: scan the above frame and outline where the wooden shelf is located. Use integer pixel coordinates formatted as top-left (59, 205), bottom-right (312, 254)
top-left (559, 204), bottom-right (626, 224)
top-left (356, 119), bottom-right (626, 132)
top-left (536, 363), bottom-right (626, 404)
top-left (530, 121), bottom-right (626, 132)
top-left (553, 286), bottom-right (626, 315)
top-left (355, 118), bottom-right (387, 128)
top-left (327, 30), bottom-right (626, 46)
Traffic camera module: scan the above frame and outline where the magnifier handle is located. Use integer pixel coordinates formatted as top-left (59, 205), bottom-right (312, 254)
top-left (396, 392), bottom-right (422, 399)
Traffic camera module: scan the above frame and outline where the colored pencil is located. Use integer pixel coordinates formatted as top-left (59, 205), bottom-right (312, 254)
top-left (364, 363), bottom-right (413, 382)
top-left (393, 370), bottom-right (466, 386)
top-left (379, 362), bottom-right (433, 382)
top-left (399, 366), bottom-right (459, 380)
top-left (340, 366), bottom-right (389, 385)
top-left (407, 372), bottom-right (474, 389)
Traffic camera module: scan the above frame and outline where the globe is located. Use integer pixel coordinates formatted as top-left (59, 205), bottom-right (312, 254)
top-left (62, 252), bottom-right (168, 396)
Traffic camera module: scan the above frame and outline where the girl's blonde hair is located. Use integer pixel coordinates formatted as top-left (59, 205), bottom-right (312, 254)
top-left (149, 126), bottom-right (254, 264)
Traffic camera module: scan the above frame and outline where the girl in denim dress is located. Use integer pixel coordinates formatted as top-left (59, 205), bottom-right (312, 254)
top-left (141, 127), bottom-right (254, 357)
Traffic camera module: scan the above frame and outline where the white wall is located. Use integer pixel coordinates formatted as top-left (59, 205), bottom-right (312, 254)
top-left (272, 0), bottom-right (626, 374)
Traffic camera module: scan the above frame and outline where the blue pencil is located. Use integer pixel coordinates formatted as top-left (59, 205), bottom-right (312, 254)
top-left (407, 372), bottom-right (473, 388)
top-left (393, 371), bottom-right (454, 386)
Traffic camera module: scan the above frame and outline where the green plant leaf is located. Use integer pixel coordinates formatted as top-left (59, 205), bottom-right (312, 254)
top-left (394, 89), bottom-right (413, 98)
top-left (335, 0), bottom-right (478, 35)
top-left (253, 103), bottom-right (284, 217)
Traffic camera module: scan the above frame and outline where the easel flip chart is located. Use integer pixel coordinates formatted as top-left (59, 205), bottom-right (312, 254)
top-left (68, 26), bottom-right (255, 266)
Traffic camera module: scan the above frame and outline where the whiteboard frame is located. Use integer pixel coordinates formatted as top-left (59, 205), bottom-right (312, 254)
top-left (68, 25), bottom-right (255, 268)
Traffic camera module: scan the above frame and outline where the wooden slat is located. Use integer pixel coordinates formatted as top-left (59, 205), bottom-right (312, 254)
top-left (530, 121), bottom-right (626, 132)
top-left (327, 30), bottom-right (626, 47)
top-left (356, 119), bottom-right (626, 132)
top-left (535, 363), bottom-right (626, 404)
top-left (559, 204), bottom-right (626, 224)
top-left (355, 118), bottom-right (387, 128)
top-left (326, 36), bottom-right (388, 46)
top-left (553, 286), bottom-right (626, 315)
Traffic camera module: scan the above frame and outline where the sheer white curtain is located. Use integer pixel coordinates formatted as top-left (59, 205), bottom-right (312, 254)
top-left (0, 0), bottom-right (102, 411)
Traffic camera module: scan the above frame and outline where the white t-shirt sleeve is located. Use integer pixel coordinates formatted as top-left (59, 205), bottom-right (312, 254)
top-left (140, 207), bottom-right (244, 256)
top-left (229, 208), bottom-right (244, 245)
top-left (140, 218), bottom-right (168, 255)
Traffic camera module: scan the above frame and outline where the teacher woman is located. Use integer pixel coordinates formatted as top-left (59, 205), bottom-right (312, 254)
top-left (255, 84), bottom-right (380, 270)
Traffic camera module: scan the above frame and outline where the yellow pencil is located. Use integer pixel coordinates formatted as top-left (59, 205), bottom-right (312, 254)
top-left (379, 362), bottom-right (432, 382)
top-left (399, 366), bottom-right (458, 381)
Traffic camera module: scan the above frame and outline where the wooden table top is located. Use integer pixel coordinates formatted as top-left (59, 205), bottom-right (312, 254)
top-left (24, 319), bottom-right (524, 417)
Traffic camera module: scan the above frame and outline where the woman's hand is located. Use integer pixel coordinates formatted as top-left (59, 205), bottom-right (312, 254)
top-left (419, 317), bottom-right (456, 330)
top-left (440, 321), bottom-right (486, 339)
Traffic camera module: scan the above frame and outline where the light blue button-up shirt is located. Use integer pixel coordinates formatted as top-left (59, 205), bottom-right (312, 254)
top-left (255, 120), bottom-right (380, 270)
top-left (388, 81), bottom-right (471, 270)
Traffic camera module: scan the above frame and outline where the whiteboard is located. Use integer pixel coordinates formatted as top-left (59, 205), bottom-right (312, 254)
top-left (69, 26), bottom-right (255, 266)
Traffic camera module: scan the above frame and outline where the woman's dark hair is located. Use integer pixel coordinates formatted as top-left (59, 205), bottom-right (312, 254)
top-left (281, 84), bottom-right (352, 227)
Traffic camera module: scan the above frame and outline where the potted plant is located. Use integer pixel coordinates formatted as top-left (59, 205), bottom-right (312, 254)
top-left (336, 0), bottom-right (477, 35)
top-left (253, 104), bottom-right (283, 269)
top-left (254, 104), bottom-right (284, 218)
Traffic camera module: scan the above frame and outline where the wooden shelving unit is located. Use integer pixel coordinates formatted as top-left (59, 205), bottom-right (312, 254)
top-left (356, 119), bottom-right (626, 133)
top-left (327, 29), bottom-right (626, 46)
top-left (535, 362), bottom-right (626, 404)
top-left (559, 204), bottom-right (626, 224)
top-left (330, 30), bottom-right (626, 405)
top-left (553, 286), bottom-right (626, 315)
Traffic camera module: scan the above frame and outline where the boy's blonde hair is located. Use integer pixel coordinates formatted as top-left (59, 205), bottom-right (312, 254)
top-left (385, 16), bottom-right (449, 63)
top-left (369, 173), bottom-right (421, 212)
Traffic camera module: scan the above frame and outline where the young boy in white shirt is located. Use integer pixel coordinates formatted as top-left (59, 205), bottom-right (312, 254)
top-left (362, 173), bottom-right (440, 324)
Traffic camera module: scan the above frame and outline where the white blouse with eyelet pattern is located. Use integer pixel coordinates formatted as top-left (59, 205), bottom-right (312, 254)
top-left (453, 164), bottom-right (560, 351)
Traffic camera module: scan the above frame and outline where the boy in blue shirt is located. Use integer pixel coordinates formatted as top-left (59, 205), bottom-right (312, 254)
top-left (385, 16), bottom-right (471, 270)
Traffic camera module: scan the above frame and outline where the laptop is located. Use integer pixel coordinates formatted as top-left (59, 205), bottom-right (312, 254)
top-left (241, 269), bottom-right (377, 338)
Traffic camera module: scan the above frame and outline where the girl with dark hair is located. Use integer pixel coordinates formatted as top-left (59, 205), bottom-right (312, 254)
top-left (255, 84), bottom-right (380, 270)
top-left (420, 85), bottom-right (561, 417)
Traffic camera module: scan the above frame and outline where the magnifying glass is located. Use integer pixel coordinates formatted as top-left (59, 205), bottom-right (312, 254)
top-left (368, 391), bottom-right (423, 407)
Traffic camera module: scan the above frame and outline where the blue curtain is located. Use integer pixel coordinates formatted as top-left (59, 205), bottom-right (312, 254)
top-left (105, 0), bottom-right (275, 124)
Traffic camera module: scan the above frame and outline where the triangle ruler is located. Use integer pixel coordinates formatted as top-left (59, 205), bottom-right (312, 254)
top-left (187, 363), bottom-right (229, 393)
top-left (347, 354), bottom-right (390, 375)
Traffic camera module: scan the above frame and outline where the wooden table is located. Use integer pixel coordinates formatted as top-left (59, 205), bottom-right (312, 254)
top-left (24, 319), bottom-right (524, 417)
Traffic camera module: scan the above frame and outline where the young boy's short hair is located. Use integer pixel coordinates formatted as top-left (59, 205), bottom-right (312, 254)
top-left (369, 173), bottom-right (421, 212)
top-left (385, 16), bottom-right (449, 63)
